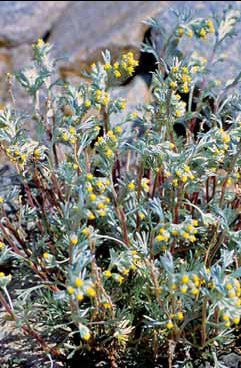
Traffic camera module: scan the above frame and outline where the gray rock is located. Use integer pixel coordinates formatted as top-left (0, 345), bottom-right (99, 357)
top-left (49, 1), bottom-right (171, 76)
top-left (0, 1), bottom-right (70, 46)
top-left (110, 76), bottom-right (150, 129)
top-left (220, 353), bottom-right (241, 368)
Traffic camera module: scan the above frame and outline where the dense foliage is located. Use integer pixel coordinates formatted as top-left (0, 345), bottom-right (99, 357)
top-left (0, 7), bottom-right (240, 368)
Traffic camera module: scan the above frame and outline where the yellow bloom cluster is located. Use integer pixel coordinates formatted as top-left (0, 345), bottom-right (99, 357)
top-left (61, 126), bottom-right (77, 145)
top-left (141, 178), bottom-right (150, 193)
top-left (169, 165), bottom-right (195, 186)
top-left (103, 52), bottom-right (139, 79)
top-left (95, 89), bottom-right (110, 107)
top-left (169, 64), bottom-right (193, 95)
top-left (156, 219), bottom-right (198, 249)
top-left (175, 273), bottom-right (204, 297)
top-left (67, 277), bottom-right (96, 302)
top-left (177, 19), bottom-right (215, 41)
top-left (85, 175), bottom-right (111, 219)
top-left (95, 128), bottom-right (122, 160)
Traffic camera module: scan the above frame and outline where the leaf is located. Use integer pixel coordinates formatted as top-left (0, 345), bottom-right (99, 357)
top-left (220, 249), bottom-right (234, 268)
top-left (160, 252), bottom-right (174, 274)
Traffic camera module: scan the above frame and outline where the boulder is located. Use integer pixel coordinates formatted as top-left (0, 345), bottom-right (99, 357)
top-left (0, 1), bottom-right (69, 46)
top-left (49, 1), bottom-right (171, 77)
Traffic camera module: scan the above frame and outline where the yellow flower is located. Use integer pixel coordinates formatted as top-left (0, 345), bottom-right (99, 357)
top-left (192, 220), bottom-right (198, 227)
top-left (226, 283), bottom-right (233, 290)
top-left (97, 202), bottom-right (106, 209)
top-left (117, 275), bottom-right (124, 284)
top-left (88, 212), bottom-right (96, 220)
top-left (171, 66), bottom-right (178, 73)
top-left (183, 83), bottom-right (189, 94)
top-left (187, 29), bottom-right (193, 38)
top-left (0, 196), bottom-right (4, 204)
top-left (166, 320), bottom-right (174, 329)
top-left (175, 110), bottom-right (182, 118)
top-left (105, 148), bottom-right (114, 158)
top-left (37, 38), bottom-right (44, 47)
top-left (67, 287), bottom-right (75, 295)
top-left (114, 126), bottom-right (122, 134)
top-left (86, 287), bottom-right (96, 297)
top-left (182, 67), bottom-right (189, 74)
top-left (122, 268), bottom-right (129, 276)
top-left (191, 288), bottom-right (199, 296)
top-left (76, 293), bottom-right (84, 301)
top-left (86, 184), bottom-right (93, 193)
top-left (113, 62), bottom-right (119, 70)
top-left (189, 235), bottom-right (197, 243)
top-left (181, 175), bottom-right (188, 183)
top-left (0, 241), bottom-right (5, 250)
top-left (169, 81), bottom-right (177, 89)
top-left (139, 212), bottom-right (145, 220)
top-left (223, 314), bottom-right (229, 321)
top-left (207, 19), bottom-right (215, 33)
top-left (182, 232), bottom-right (189, 239)
top-left (228, 290), bottom-right (236, 298)
top-left (186, 224), bottom-right (194, 232)
top-left (127, 66), bottom-right (134, 75)
top-left (70, 235), bottom-right (78, 246)
top-left (103, 270), bottom-right (112, 278)
top-left (84, 100), bottom-right (91, 108)
top-left (69, 127), bottom-right (76, 135)
top-left (180, 285), bottom-right (188, 294)
top-left (104, 63), bottom-right (112, 71)
top-left (62, 132), bottom-right (68, 141)
top-left (75, 278), bottom-right (84, 288)
top-left (120, 100), bottom-right (126, 110)
top-left (199, 28), bottom-right (207, 39)
top-left (172, 178), bottom-right (178, 186)
top-left (0, 272), bottom-right (5, 277)
top-left (141, 178), bottom-right (150, 193)
top-left (82, 332), bottom-right (91, 341)
top-left (156, 234), bottom-right (165, 242)
top-left (96, 180), bottom-right (104, 189)
top-left (89, 193), bottom-right (97, 201)
top-left (103, 302), bottom-right (111, 309)
top-left (181, 275), bottom-right (189, 284)
top-left (86, 173), bottom-right (93, 181)
top-left (103, 196), bottom-right (110, 204)
top-left (98, 208), bottom-right (107, 217)
top-left (177, 312), bottom-right (184, 321)
top-left (177, 27), bottom-right (184, 37)
top-left (43, 252), bottom-right (49, 260)
top-left (82, 227), bottom-right (91, 237)
top-left (128, 181), bottom-right (135, 191)
top-left (233, 317), bottom-right (240, 325)
top-left (224, 321), bottom-right (231, 328)
top-left (171, 229), bottom-right (179, 236)
top-left (114, 70), bottom-right (121, 78)
top-left (33, 148), bottom-right (41, 159)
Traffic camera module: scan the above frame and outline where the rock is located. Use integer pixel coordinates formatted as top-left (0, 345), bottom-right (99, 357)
top-left (110, 76), bottom-right (150, 129)
top-left (220, 353), bottom-right (241, 368)
top-left (0, 1), bottom-right (70, 46)
top-left (49, 1), bottom-right (171, 77)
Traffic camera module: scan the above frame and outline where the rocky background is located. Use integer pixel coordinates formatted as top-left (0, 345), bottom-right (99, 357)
top-left (0, 1), bottom-right (241, 367)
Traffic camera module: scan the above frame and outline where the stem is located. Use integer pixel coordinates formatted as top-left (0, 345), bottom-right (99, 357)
top-left (201, 297), bottom-right (207, 347)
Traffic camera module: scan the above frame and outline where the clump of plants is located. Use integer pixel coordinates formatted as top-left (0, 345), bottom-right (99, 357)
top-left (0, 7), bottom-right (240, 368)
